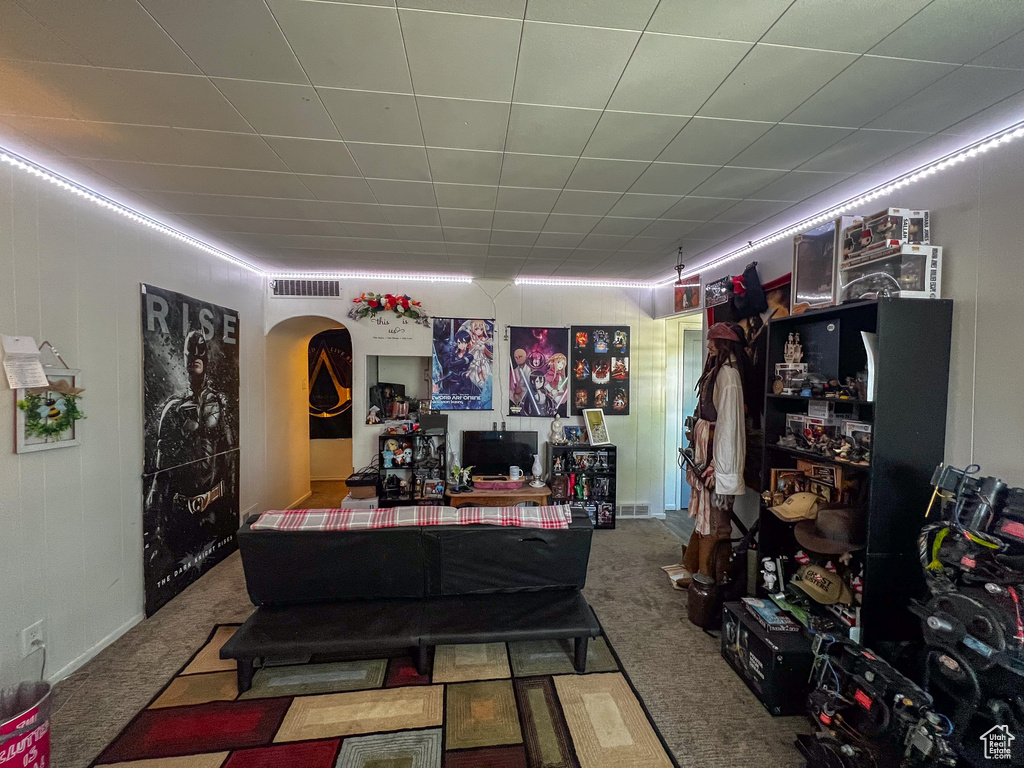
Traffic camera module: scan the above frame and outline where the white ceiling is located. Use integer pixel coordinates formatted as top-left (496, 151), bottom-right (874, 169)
top-left (3, 0), bottom-right (1024, 280)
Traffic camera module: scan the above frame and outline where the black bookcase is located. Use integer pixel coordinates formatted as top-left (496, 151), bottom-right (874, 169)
top-left (377, 429), bottom-right (447, 506)
top-left (759, 298), bottom-right (952, 643)
top-left (548, 443), bottom-right (617, 529)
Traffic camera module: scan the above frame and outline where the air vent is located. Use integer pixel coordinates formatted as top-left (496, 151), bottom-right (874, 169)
top-left (617, 504), bottom-right (651, 518)
top-left (271, 279), bottom-right (341, 297)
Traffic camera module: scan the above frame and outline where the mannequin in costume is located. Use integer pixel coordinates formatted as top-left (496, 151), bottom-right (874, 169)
top-left (681, 322), bottom-right (748, 581)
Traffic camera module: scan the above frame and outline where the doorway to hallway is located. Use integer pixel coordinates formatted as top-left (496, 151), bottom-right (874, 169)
top-left (663, 312), bottom-right (704, 524)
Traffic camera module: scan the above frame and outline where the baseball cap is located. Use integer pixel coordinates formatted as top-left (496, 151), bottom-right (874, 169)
top-left (769, 492), bottom-right (821, 522)
top-left (792, 565), bottom-right (853, 605)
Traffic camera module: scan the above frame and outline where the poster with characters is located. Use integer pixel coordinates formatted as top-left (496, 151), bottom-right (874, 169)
top-left (141, 284), bottom-right (239, 617)
top-left (508, 326), bottom-right (569, 417)
top-left (570, 325), bottom-right (630, 415)
top-left (674, 273), bottom-right (701, 313)
top-left (308, 328), bottom-right (352, 439)
top-left (431, 318), bottom-right (494, 410)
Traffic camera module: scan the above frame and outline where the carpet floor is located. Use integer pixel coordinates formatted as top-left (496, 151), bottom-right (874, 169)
top-left (51, 497), bottom-right (805, 767)
top-left (88, 625), bottom-right (676, 767)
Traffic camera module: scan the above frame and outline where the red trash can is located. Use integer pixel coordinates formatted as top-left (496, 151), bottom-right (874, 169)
top-left (0, 682), bottom-right (51, 768)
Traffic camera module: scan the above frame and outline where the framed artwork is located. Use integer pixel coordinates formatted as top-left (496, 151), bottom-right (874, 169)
top-left (583, 408), bottom-right (611, 446)
top-left (674, 274), bottom-right (701, 313)
top-left (569, 325), bottom-right (630, 415)
top-left (704, 275), bottom-right (732, 308)
top-left (431, 318), bottom-right (494, 410)
top-left (508, 326), bottom-right (569, 417)
top-left (14, 369), bottom-right (82, 453)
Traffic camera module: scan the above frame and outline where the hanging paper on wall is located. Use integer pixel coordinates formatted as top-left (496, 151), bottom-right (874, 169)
top-left (569, 325), bottom-right (630, 416)
top-left (431, 318), bottom-right (494, 411)
top-left (141, 284), bottom-right (240, 617)
top-left (508, 326), bottom-right (569, 417)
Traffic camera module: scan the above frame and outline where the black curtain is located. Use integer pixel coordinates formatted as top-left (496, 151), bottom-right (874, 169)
top-left (309, 328), bottom-right (352, 439)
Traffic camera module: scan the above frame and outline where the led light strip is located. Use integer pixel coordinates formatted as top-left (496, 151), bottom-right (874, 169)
top-left (514, 277), bottom-right (651, 289)
top-left (652, 119), bottom-right (1024, 287)
top-left (271, 271), bottom-right (473, 284)
top-left (0, 147), bottom-right (265, 275)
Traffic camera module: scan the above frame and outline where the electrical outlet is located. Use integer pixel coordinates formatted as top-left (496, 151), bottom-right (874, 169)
top-left (21, 620), bottom-right (45, 658)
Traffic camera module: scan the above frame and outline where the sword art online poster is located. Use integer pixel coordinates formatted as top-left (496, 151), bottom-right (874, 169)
top-left (508, 326), bottom-right (569, 417)
top-left (431, 318), bottom-right (494, 410)
top-left (141, 284), bottom-right (240, 616)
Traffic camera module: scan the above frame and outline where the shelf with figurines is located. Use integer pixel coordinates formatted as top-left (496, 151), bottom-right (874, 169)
top-left (547, 440), bottom-right (616, 529)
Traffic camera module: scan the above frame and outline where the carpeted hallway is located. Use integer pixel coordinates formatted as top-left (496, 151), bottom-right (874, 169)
top-left (50, 492), bottom-right (804, 767)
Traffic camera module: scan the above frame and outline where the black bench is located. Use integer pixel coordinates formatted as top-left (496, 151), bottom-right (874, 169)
top-left (221, 589), bottom-right (601, 693)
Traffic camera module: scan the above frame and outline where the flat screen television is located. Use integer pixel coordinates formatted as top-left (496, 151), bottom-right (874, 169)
top-left (461, 431), bottom-right (538, 476)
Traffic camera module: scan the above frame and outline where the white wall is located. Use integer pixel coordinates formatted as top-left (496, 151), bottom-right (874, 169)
top-left (652, 140), bottom-right (1024, 485)
top-left (0, 164), bottom-right (267, 688)
top-left (266, 281), bottom-right (667, 516)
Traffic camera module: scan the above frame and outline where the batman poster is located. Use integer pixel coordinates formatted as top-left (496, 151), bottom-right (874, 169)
top-left (141, 284), bottom-right (240, 616)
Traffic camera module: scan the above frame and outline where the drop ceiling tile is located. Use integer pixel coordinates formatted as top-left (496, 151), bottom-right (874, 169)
top-left (608, 34), bottom-right (750, 116)
top-left (321, 202), bottom-right (390, 223)
top-left (136, 190), bottom-right (381, 220)
top-left (439, 208), bottom-right (493, 228)
top-left (365, 178), bottom-right (436, 206)
top-left (140, 0), bottom-right (306, 82)
top-left (446, 242), bottom-right (489, 255)
top-left (699, 45), bottom-right (858, 122)
top-left (785, 57), bottom-right (957, 128)
top-left (82, 159), bottom-right (315, 198)
top-left (433, 183), bottom-right (498, 209)
top-left (317, 89), bottom-right (422, 145)
top-left (630, 162), bottom-right (718, 195)
top-left (0, 3), bottom-right (89, 64)
top-left (622, 235), bottom-right (672, 252)
top-left (729, 125), bottom-right (855, 170)
top-left (798, 129), bottom-right (929, 173)
top-left (565, 158), bottom-right (648, 192)
top-left (513, 22), bottom-right (640, 109)
top-left (657, 117), bottom-right (772, 165)
top-left (579, 233), bottom-right (632, 250)
top-left (972, 29), bottom-right (1024, 68)
top-left (397, 0), bottom-right (525, 18)
top-left (380, 205), bottom-right (441, 226)
top-left (263, 137), bottom-right (360, 176)
top-left (648, 0), bottom-right (792, 41)
top-left (426, 148), bottom-right (503, 185)
top-left (499, 153), bottom-right (577, 188)
top-left (444, 227), bottom-right (491, 244)
top-left (348, 143), bottom-right (431, 180)
top-left (564, 248), bottom-right (614, 261)
top-left (606, 193), bottom-right (680, 218)
top-left (866, 66), bottom-right (1024, 133)
top-left (712, 198), bottom-right (793, 223)
top-left (266, 0), bottom-right (412, 90)
top-left (690, 167), bottom-right (786, 198)
top-left (526, 0), bottom-right (659, 30)
top-left (763, 0), bottom-right (930, 53)
top-left (149, 128), bottom-right (289, 170)
top-left (19, 0), bottom-right (200, 73)
top-left (393, 225), bottom-right (444, 241)
top-left (213, 79), bottom-right (339, 139)
top-left (542, 214), bottom-right (601, 234)
top-left (551, 190), bottom-right (621, 216)
top-left (495, 186), bottom-right (561, 212)
top-left (529, 246), bottom-right (572, 258)
top-left (753, 170), bottom-right (850, 201)
top-left (535, 232), bottom-right (585, 247)
top-left (490, 230), bottom-right (537, 246)
top-left (492, 210), bottom-right (549, 230)
top-left (662, 195), bottom-right (739, 220)
top-left (300, 174), bottom-right (378, 203)
top-left (870, 0), bottom-right (1024, 64)
top-left (417, 97), bottom-right (511, 151)
top-left (590, 217), bottom-right (655, 236)
top-left (505, 104), bottom-right (602, 156)
top-left (182, 214), bottom-right (348, 236)
top-left (583, 112), bottom-right (687, 161)
top-left (638, 218), bottom-right (700, 238)
top-left (400, 9), bottom-right (521, 100)
top-left (403, 241), bottom-right (447, 254)
top-left (686, 221), bottom-right (750, 240)
top-left (341, 222), bottom-right (401, 239)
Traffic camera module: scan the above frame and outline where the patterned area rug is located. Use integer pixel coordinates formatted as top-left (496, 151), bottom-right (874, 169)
top-left (89, 623), bottom-right (678, 767)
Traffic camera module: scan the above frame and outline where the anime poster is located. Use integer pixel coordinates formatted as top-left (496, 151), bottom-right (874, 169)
top-left (141, 284), bottom-right (239, 617)
top-left (570, 325), bottom-right (630, 416)
top-left (508, 326), bottom-right (569, 417)
top-left (308, 328), bottom-right (352, 439)
top-left (431, 318), bottom-right (494, 410)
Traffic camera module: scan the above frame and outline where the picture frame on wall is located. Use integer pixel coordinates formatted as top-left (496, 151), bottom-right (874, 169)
top-left (14, 369), bottom-right (82, 453)
top-left (674, 274), bottom-right (701, 313)
top-left (583, 408), bottom-right (611, 446)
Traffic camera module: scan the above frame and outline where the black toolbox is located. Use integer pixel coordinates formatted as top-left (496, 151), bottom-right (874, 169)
top-left (721, 601), bottom-right (814, 716)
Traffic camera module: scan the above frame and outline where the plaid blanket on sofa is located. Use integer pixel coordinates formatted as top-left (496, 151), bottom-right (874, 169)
top-left (251, 504), bottom-right (574, 531)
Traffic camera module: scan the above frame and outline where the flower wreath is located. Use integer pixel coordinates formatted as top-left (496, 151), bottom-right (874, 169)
top-left (348, 292), bottom-right (429, 326)
top-left (17, 391), bottom-right (86, 439)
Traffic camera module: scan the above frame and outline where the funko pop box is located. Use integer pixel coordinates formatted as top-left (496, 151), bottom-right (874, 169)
top-left (840, 244), bottom-right (942, 301)
top-left (841, 208), bottom-right (930, 266)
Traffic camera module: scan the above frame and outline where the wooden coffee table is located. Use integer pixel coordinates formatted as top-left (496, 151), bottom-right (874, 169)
top-left (445, 484), bottom-right (551, 507)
